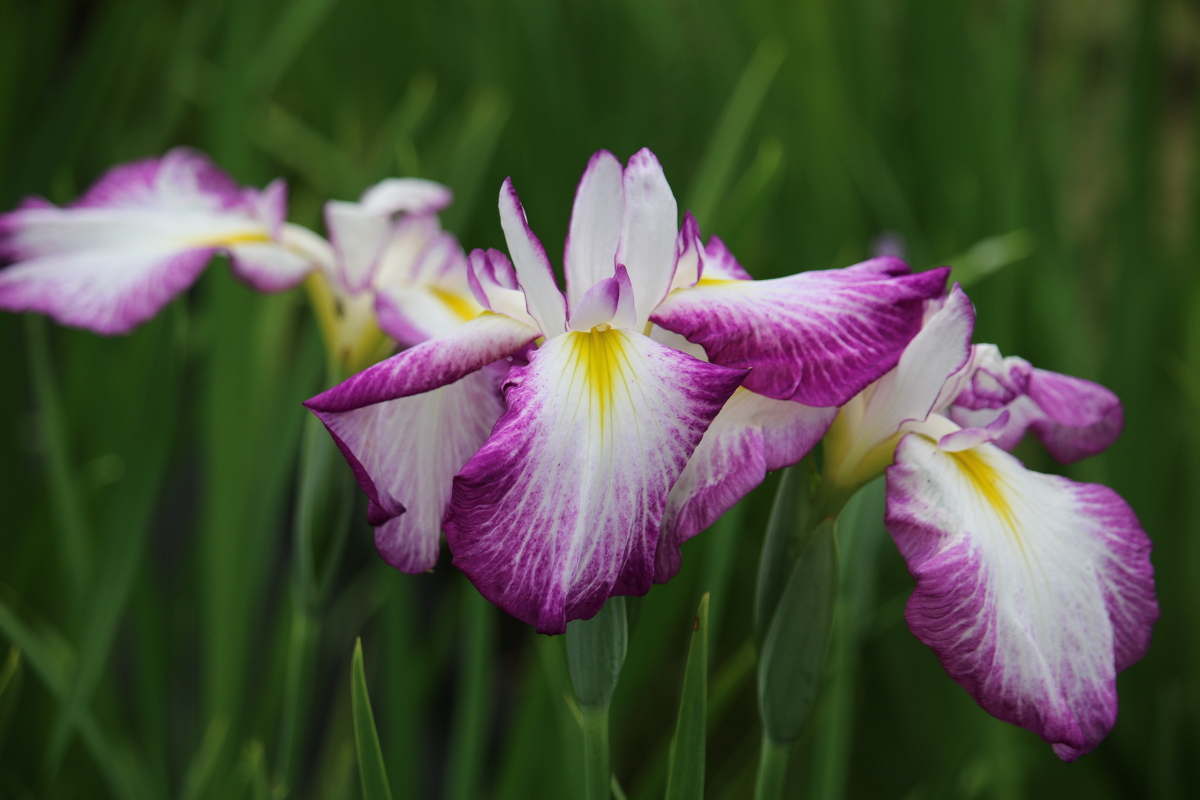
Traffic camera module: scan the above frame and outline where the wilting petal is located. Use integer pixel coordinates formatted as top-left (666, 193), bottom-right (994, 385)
top-left (886, 433), bottom-right (1158, 760)
top-left (444, 328), bottom-right (747, 633)
top-left (359, 178), bottom-right (452, 216)
top-left (499, 178), bottom-right (567, 336)
top-left (616, 149), bottom-right (679, 328)
top-left (305, 312), bottom-right (539, 413)
top-left (565, 150), bottom-right (624, 310)
top-left (652, 258), bottom-right (949, 407)
top-left (950, 353), bottom-right (1123, 463)
top-left (656, 388), bottom-right (835, 582)
top-left (316, 369), bottom-right (505, 573)
top-left (0, 148), bottom-right (308, 334)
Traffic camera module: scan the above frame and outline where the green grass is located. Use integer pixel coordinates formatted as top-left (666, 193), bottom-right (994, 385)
top-left (0, 0), bottom-right (1196, 797)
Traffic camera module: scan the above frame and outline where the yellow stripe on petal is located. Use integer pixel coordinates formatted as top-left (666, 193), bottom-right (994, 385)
top-left (948, 447), bottom-right (1018, 540)
top-left (431, 287), bottom-right (484, 322)
top-left (564, 326), bottom-right (638, 430)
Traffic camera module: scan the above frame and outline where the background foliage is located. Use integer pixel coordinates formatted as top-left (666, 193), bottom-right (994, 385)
top-left (0, 0), bottom-right (1197, 797)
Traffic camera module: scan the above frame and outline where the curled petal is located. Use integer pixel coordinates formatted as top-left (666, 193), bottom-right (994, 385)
top-left (498, 178), bottom-right (567, 336)
top-left (467, 248), bottom-right (539, 329)
top-left (652, 258), bottom-right (950, 407)
top-left (656, 388), bottom-right (835, 582)
top-left (305, 312), bottom-right (539, 413)
top-left (617, 149), bottom-right (679, 328)
top-left (359, 178), bottom-right (452, 216)
top-left (564, 150), bottom-right (624, 310)
top-left (444, 329), bottom-right (747, 633)
top-left (316, 369), bottom-right (505, 573)
top-left (950, 345), bottom-right (1124, 462)
top-left (886, 434), bottom-right (1158, 760)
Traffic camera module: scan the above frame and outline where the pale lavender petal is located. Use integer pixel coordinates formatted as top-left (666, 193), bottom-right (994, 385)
top-left (316, 369), bottom-right (505, 573)
top-left (567, 271), bottom-right (620, 332)
top-left (656, 388), bottom-right (835, 582)
top-left (698, 234), bottom-right (752, 281)
top-left (373, 284), bottom-right (481, 348)
top-left (936, 410), bottom-right (1010, 452)
top-left (652, 259), bottom-right (950, 407)
top-left (444, 329), bottom-right (747, 634)
top-left (616, 149), bottom-right (679, 327)
top-left (565, 150), bottom-right (624, 310)
top-left (466, 248), bottom-right (540, 329)
top-left (305, 312), bottom-right (539, 413)
top-left (498, 178), bottom-right (567, 336)
top-left (886, 434), bottom-right (1158, 760)
top-left (325, 200), bottom-right (391, 293)
top-left (669, 212), bottom-right (702, 291)
top-left (359, 178), bottom-right (452, 216)
top-left (227, 242), bottom-right (314, 291)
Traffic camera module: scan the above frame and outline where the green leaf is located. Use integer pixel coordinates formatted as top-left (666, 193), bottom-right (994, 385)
top-left (753, 460), bottom-right (819, 651)
top-left (445, 581), bottom-right (497, 800)
top-left (945, 230), bottom-right (1036, 288)
top-left (566, 596), bottom-right (628, 708)
top-left (757, 518), bottom-right (839, 744)
top-left (351, 638), bottom-right (394, 800)
top-left (665, 593), bottom-right (710, 800)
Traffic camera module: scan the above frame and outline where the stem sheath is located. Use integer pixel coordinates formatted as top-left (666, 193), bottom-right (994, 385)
top-left (580, 704), bottom-right (611, 800)
top-left (754, 734), bottom-right (791, 800)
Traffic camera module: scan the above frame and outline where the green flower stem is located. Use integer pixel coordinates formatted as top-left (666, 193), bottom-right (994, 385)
top-left (754, 734), bottom-right (791, 800)
top-left (580, 703), bottom-right (612, 800)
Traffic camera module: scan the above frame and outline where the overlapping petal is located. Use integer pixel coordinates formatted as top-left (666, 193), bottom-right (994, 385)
top-left (651, 258), bottom-right (950, 407)
top-left (616, 148), bottom-right (679, 327)
top-left (949, 345), bottom-right (1123, 463)
top-left (444, 328), bottom-right (747, 633)
top-left (316, 369), bottom-right (505, 573)
top-left (498, 178), bottom-right (567, 336)
top-left (656, 388), bottom-right (835, 582)
top-left (0, 148), bottom-right (310, 334)
top-left (886, 431), bottom-right (1157, 760)
top-left (564, 150), bottom-right (624, 310)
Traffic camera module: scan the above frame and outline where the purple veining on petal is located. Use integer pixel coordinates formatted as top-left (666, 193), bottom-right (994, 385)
top-left (656, 389), bottom-right (835, 583)
top-left (0, 246), bottom-right (215, 335)
top-left (652, 260), bottom-right (950, 407)
top-left (885, 435), bottom-right (1158, 760)
top-left (444, 329), bottom-right (747, 634)
top-left (305, 312), bottom-right (539, 414)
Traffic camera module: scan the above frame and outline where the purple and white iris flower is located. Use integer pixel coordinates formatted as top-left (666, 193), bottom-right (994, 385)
top-left (307, 148), bottom-right (947, 633)
top-left (0, 147), bottom-right (320, 334)
top-left (312, 178), bottom-right (482, 369)
top-left (822, 284), bottom-right (1158, 760)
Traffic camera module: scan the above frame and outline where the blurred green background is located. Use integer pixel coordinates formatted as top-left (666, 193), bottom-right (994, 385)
top-left (0, 0), bottom-right (1196, 797)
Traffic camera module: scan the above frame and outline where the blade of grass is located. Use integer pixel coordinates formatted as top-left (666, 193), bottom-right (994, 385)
top-left (436, 87), bottom-right (511, 232)
top-left (687, 38), bottom-right (786, 227)
top-left (351, 638), bottom-right (394, 800)
top-left (246, 0), bottom-right (343, 98)
top-left (664, 593), bottom-right (709, 800)
top-left (445, 579), bottom-right (498, 800)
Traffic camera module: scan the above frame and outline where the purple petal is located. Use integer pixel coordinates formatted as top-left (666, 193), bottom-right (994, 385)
top-left (886, 435), bottom-right (1158, 760)
top-left (316, 369), bottom-right (506, 573)
top-left (444, 329), bottom-right (747, 634)
top-left (652, 259), bottom-right (950, 407)
top-left (656, 389), bottom-right (835, 583)
top-left (949, 345), bottom-right (1124, 463)
top-left (564, 150), bottom-right (624, 311)
top-left (617, 149), bottom-right (679, 327)
top-left (305, 312), bottom-right (539, 413)
top-left (567, 271), bottom-right (621, 331)
top-left (498, 178), bottom-right (567, 336)
top-left (74, 147), bottom-right (244, 211)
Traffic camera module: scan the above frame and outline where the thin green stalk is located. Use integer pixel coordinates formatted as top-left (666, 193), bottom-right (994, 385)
top-left (753, 735), bottom-right (791, 800)
top-left (445, 582), bottom-right (497, 800)
top-left (23, 315), bottom-right (90, 608)
top-left (580, 704), bottom-right (612, 800)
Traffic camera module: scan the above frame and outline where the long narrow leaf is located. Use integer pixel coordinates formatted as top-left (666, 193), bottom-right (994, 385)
top-left (351, 638), bottom-right (394, 800)
top-left (665, 594), bottom-right (710, 800)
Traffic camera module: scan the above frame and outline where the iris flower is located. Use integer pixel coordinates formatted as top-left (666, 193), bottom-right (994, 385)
top-left (0, 148), bottom-right (320, 334)
top-left (307, 148), bottom-right (947, 633)
top-left (822, 284), bottom-right (1158, 760)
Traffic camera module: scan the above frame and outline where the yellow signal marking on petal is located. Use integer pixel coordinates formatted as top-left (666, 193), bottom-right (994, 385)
top-left (430, 287), bottom-right (483, 322)
top-left (565, 326), bottom-right (633, 430)
top-left (949, 448), bottom-right (1018, 539)
top-left (695, 276), bottom-right (736, 287)
top-left (215, 231), bottom-right (272, 246)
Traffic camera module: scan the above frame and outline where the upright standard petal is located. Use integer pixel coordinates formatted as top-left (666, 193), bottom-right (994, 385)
top-left (657, 388), bottom-right (835, 582)
top-left (444, 329), bottom-right (747, 634)
top-left (315, 369), bottom-right (505, 573)
top-left (498, 178), bottom-right (567, 336)
top-left (0, 148), bottom-right (308, 334)
top-left (886, 433), bottom-right (1158, 760)
top-left (564, 150), bottom-right (624, 311)
top-left (360, 178), bottom-right (453, 216)
top-left (950, 345), bottom-right (1123, 463)
top-left (616, 149), bottom-right (679, 328)
top-left (325, 200), bottom-right (391, 293)
top-left (652, 259), bottom-right (949, 407)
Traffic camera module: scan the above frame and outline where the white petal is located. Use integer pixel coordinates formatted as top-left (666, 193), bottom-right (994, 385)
top-left (498, 178), bottom-right (567, 336)
top-left (565, 150), bottom-right (624, 311)
top-left (616, 149), bottom-right (678, 328)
